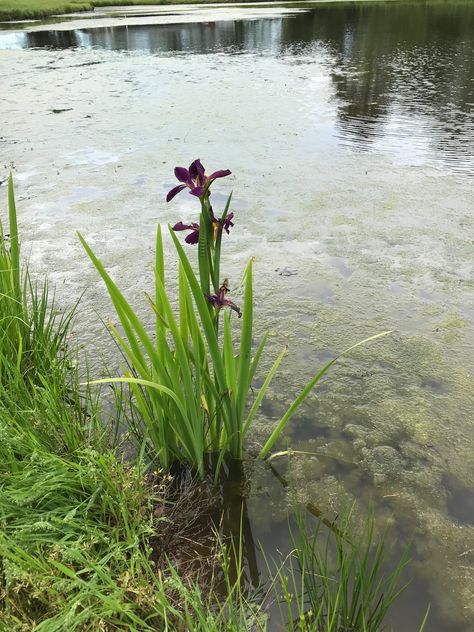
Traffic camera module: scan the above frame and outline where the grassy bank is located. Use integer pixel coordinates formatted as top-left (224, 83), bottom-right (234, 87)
top-left (0, 0), bottom-right (257, 22)
top-left (0, 0), bottom-right (407, 22)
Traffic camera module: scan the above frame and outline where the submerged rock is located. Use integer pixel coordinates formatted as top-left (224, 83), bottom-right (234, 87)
top-left (360, 445), bottom-right (404, 485)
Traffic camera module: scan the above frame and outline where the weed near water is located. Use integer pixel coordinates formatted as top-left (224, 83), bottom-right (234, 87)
top-left (288, 512), bottom-right (412, 631)
top-left (0, 175), bottom-right (71, 384)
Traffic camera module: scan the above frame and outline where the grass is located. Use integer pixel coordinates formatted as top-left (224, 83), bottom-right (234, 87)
top-left (0, 175), bottom-right (262, 630)
top-left (289, 512), bottom-right (414, 630)
top-left (0, 0), bottom-right (269, 22)
top-left (0, 0), bottom-right (418, 22)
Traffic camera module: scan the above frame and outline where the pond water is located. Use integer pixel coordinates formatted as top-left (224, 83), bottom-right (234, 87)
top-left (1, 1), bottom-right (473, 629)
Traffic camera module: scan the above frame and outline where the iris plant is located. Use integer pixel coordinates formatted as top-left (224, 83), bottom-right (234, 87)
top-left (81, 158), bottom-right (390, 477)
top-left (169, 159), bottom-right (235, 303)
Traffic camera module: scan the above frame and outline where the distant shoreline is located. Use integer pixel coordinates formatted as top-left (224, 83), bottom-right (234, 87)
top-left (0, 0), bottom-right (414, 23)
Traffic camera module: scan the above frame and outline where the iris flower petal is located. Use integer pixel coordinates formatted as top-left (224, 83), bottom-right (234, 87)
top-left (172, 221), bottom-right (192, 231)
top-left (190, 186), bottom-right (204, 197)
top-left (172, 221), bottom-right (200, 245)
top-left (174, 167), bottom-right (190, 183)
top-left (208, 169), bottom-right (232, 181)
top-left (195, 159), bottom-right (206, 177)
top-left (222, 299), bottom-right (242, 318)
top-left (189, 159), bottom-right (205, 180)
top-left (166, 184), bottom-right (186, 202)
top-left (185, 230), bottom-right (200, 245)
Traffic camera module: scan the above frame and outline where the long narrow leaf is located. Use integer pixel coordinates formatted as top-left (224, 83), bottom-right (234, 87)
top-left (78, 232), bottom-right (163, 373)
top-left (154, 273), bottom-right (201, 430)
top-left (223, 312), bottom-right (237, 396)
top-left (198, 213), bottom-right (211, 297)
top-left (247, 331), bottom-right (268, 390)
top-left (243, 347), bottom-right (286, 436)
top-left (169, 229), bottom-right (230, 408)
top-left (7, 173), bottom-right (20, 298)
top-left (235, 260), bottom-right (253, 446)
top-left (213, 191), bottom-right (232, 292)
top-left (86, 377), bottom-right (190, 427)
top-left (259, 331), bottom-right (393, 458)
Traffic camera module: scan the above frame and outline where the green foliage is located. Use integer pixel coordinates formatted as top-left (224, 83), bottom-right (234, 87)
top-left (0, 378), bottom-right (261, 629)
top-left (0, 440), bottom-right (168, 630)
top-left (0, 0), bottom-right (92, 21)
top-left (0, 175), bottom-right (73, 387)
top-left (0, 175), bottom-right (103, 455)
top-left (79, 226), bottom-right (283, 477)
top-left (0, 174), bottom-right (27, 375)
top-left (0, 176), bottom-right (427, 631)
top-left (80, 178), bottom-right (390, 477)
top-left (0, 0), bottom-right (266, 21)
top-left (0, 178), bottom-right (259, 626)
top-left (266, 511), bottom-right (429, 632)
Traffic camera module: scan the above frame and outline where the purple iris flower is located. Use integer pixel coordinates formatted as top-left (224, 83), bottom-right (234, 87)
top-left (166, 159), bottom-right (231, 202)
top-left (206, 279), bottom-right (241, 318)
top-left (173, 208), bottom-right (235, 246)
top-left (172, 221), bottom-right (200, 245)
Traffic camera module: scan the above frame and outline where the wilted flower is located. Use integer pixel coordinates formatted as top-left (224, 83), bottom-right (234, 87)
top-left (206, 279), bottom-right (241, 318)
top-left (166, 159), bottom-right (231, 202)
top-left (221, 212), bottom-right (234, 235)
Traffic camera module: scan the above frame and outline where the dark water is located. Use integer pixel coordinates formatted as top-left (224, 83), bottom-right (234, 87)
top-left (1, 1), bottom-right (473, 172)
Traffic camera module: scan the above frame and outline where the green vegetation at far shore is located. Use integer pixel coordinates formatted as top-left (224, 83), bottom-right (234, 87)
top-left (0, 0), bottom-right (410, 22)
top-left (0, 0), bottom-right (255, 22)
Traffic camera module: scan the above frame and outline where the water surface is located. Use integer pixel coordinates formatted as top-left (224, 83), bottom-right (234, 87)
top-left (1, 2), bottom-right (473, 629)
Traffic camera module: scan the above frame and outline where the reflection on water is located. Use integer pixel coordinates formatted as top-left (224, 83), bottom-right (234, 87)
top-left (1, 1), bottom-right (473, 172)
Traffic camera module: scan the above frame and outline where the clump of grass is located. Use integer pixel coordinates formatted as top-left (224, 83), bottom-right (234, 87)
top-left (0, 428), bottom-right (264, 630)
top-left (0, 175), bottom-right (72, 386)
top-left (0, 177), bottom-right (264, 630)
top-left (266, 510), bottom-right (430, 632)
top-left (0, 174), bottom-right (103, 454)
top-left (0, 438), bottom-right (170, 630)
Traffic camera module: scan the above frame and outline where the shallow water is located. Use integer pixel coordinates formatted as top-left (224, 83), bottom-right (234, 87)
top-left (1, 1), bottom-right (473, 629)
